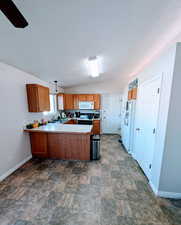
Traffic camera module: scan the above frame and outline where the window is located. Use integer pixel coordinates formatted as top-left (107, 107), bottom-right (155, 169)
top-left (43, 94), bottom-right (57, 115)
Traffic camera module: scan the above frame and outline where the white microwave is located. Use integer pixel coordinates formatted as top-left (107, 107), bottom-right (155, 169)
top-left (79, 101), bottom-right (94, 109)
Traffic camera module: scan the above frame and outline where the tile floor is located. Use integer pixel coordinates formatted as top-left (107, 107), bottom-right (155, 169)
top-left (0, 135), bottom-right (181, 225)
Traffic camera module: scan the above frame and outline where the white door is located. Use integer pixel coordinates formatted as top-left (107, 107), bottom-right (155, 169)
top-left (133, 76), bottom-right (161, 180)
top-left (102, 94), bottom-right (121, 134)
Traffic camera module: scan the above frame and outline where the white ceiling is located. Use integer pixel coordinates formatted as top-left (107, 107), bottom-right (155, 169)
top-left (0, 0), bottom-right (181, 88)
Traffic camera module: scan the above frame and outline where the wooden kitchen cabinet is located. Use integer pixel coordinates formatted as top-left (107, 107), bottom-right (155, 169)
top-left (132, 88), bottom-right (137, 99)
top-left (93, 94), bottom-right (101, 110)
top-left (128, 88), bottom-right (137, 100)
top-left (61, 93), bottom-right (101, 110)
top-left (28, 131), bottom-right (91, 160)
top-left (30, 133), bottom-right (48, 157)
top-left (26, 84), bottom-right (50, 112)
top-left (73, 94), bottom-right (79, 109)
top-left (64, 119), bottom-right (77, 124)
top-left (93, 120), bottom-right (100, 134)
top-left (78, 94), bottom-right (87, 101)
top-left (128, 90), bottom-right (132, 100)
top-left (63, 94), bottom-right (74, 110)
top-left (86, 94), bottom-right (94, 101)
top-left (48, 133), bottom-right (90, 160)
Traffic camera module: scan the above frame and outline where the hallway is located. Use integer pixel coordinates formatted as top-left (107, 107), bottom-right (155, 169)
top-left (0, 135), bottom-right (180, 225)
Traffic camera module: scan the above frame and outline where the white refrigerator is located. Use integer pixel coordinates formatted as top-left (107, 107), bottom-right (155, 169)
top-left (121, 100), bottom-right (136, 154)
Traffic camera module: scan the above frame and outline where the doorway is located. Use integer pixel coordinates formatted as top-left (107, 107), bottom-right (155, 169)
top-left (101, 94), bottom-right (121, 134)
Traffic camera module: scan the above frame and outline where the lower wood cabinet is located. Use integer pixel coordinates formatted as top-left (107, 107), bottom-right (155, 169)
top-left (64, 119), bottom-right (77, 124)
top-left (93, 120), bottom-right (100, 134)
top-left (48, 133), bottom-right (90, 160)
top-left (30, 133), bottom-right (48, 157)
top-left (93, 94), bottom-right (101, 110)
top-left (29, 132), bottom-right (91, 160)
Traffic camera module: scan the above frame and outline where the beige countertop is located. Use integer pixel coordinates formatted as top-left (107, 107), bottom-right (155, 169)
top-left (24, 123), bottom-right (93, 134)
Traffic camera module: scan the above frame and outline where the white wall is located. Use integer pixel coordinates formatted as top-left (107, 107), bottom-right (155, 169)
top-left (126, 43), bottom-right (181, 197)
top-left (64, 79), bottom-right (122, 94)
top-left (135, 45), bottom-right (177, 193)
top-left (0, 62), bottom-right (56, 181)
top-left (158, 43), bottom-right (181, 194)
top-left (122, 44), bottom-right (177, 196)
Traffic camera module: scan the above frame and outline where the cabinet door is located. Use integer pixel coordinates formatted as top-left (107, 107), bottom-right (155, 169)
top-left (132, 88), bottom-right (137, 99)
top-left (73, 94), bottom-right (79, 109)
top-left (30, 133), bottom-right (48, 157)
top-left (128, 90), bottom-right (132, 100)
top-left (48, 133), bottom-right (66, 159)
top-left (78, 94), bottom-right (87, 101)
top-left (37, 85), bottom-right (50, 111)
top-left (26, 84), bottom-right (50, 112)
top-left (57, 93), bottom-right (64, 110)
top-left (64, 94), bottom-right (74, 110)
top-left (64, 119), bottom-right (74, 124)
top-left (93, 94), bottom-right (101, 109)
top-left (93, 120), bottom-right (100, 134)
top-left (86, 94), bottom-right (94, 101)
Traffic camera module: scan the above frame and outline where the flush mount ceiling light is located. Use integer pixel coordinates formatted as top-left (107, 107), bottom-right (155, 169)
top-left (87, 56), bottom-right (100, 77)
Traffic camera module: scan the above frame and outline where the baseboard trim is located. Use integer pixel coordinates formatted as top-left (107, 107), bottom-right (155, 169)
top-left (0, 155), bottom-right (32, 182)
top-left (149, 181), bottom-right (159, 195)
top-left (157, 191), bottom-right (181, 199)
top-left (149, 181), bottom-right (181, 199)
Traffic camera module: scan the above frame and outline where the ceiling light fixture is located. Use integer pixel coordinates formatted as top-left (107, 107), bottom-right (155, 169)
top-left (87, 56), bottom-right (100, 77)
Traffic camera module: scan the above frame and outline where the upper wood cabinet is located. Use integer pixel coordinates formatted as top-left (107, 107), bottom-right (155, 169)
top-left (73, 94), bottom-right (79, 109)
top-left (132, 88), bottom-right (137, 99)
top-left (57, 93), bottom-right (101, 110)
top-left (63, 94), bottom-right (74, 110)
top-left (128, 90), bottom-right (132, 100)
top-left (128, 88), bottom-right (137, 100)
top-left (77, 94), bottom-right (100, 110)
top-left (26, 84), bottom-right (50, 112)
top-left (78, 94), bottom-right (87, 101)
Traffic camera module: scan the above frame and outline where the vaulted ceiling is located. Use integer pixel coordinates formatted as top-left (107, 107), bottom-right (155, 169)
top-left (0, 0), bottom-right (181, 88)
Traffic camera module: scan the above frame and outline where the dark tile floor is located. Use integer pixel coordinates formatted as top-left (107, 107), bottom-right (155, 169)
top-left (0, 135), bottom-right (181, 225)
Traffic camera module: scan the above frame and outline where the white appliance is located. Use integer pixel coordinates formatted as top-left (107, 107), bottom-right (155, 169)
top-left (79, 101), bottom-right (94, 110)
top-left (122, 100), bottom-right (136, 154)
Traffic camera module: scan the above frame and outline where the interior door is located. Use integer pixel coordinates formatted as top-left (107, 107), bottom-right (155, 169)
top-left (102, 94), bottom-right (121, 134)
top-left (133, 76), bottom-right (161, 180)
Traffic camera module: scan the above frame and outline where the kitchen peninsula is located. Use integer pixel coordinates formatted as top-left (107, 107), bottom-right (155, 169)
top-left (25, 123), bottom-right (93, 160)
top-left (25, 84), bottom-right (100, 161)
